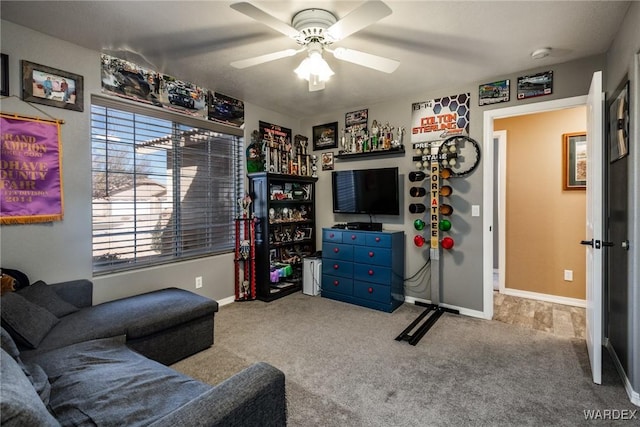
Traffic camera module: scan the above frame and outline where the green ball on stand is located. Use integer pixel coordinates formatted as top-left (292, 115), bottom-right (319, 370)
top-left (439, 219), bottom-right (452, 231)
top-left (414, 219), bottom-right (426, 230)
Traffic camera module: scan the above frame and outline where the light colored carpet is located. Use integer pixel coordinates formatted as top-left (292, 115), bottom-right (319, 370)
top-left (172, 293), bottom-right (635, 426)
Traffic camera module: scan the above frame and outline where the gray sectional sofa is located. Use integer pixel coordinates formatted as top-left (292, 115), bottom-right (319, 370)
top-left (0, 279), bottom-right (287, 426)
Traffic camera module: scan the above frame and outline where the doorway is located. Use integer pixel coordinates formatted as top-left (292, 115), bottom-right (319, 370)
top-left (492, 109), bottom-right (587, 305)
top-left (482, 95), bottom-right (588, 320)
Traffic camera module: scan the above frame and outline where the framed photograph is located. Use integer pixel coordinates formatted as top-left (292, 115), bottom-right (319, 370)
top-left (478, 79), bottom-right (509, 106)
top-left (321, 152), bottom-right (334, 171)
top-left (1, 53), bottom-right (8, 96)
top-left (22, 60), bottom-right (84, 112)
top-left (312, 121), bottom-right (338, 150)
top-left (608, 79), bottom-right (629, 163)
top-left (517, 71), bottom-right (553, 100)
top-left (563, 132), bottom-right (587, 190)
top-left (345, 108), bottom-right (368, 133)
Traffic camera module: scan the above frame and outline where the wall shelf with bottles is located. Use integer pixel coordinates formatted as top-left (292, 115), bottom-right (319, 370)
top-left (335, 146), bottom-right (405, 160)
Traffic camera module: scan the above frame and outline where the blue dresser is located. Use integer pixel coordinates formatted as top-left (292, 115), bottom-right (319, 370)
top-left (321, 228), bottom-right (405, 312)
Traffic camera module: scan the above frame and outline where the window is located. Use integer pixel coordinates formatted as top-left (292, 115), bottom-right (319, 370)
top-left (91, 97), bottom-right (243, 274)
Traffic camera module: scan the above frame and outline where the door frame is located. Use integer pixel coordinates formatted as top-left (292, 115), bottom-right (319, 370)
top-left (482, 95), bottom-right (588, 320)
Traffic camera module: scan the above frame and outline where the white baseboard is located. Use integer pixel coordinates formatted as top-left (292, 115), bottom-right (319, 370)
top-left (218, 295), bottom-right (235, 307)
top-left (606, 341), bottom-right (640, 407)
top-left (500, 288), bottom-right (586, 308)
top-left (403, 296), bottom-right (486, 320)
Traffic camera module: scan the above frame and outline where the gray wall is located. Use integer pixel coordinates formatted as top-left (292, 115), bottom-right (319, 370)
top-left (0, 20), bottom-right (299, 305)
top-left (603, 1), bottom-right (640, 401)
top-left (303, 55), bottom-right (605, 314)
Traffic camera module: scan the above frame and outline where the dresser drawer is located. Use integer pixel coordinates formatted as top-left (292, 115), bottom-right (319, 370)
top-left (353, 246), bottom-right (391, 266)
top-left (322, 274), bottom-right (353, 296)
top-left (323, 243), bottom-right (353, 261)
top-left (353, 281), bottom-right (391, 304)
top-left (343, 231), bottom-right (366, 245)
top-left (322, 259), bottom-right (353, 279)
top-left (323, 229), bottom-right (343, 243)
top-left (365, 233), bottom-right (392, 248)
top-left (353, 264), bottom-right (391, 285)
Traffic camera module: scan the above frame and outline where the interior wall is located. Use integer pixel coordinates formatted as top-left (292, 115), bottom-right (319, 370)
top-left (495, 108), bottom-right (587, 300)
top-left (0, 18), bottom-right (607, 315)
top-left (0, 20), bottom-right (300, 304)
top-left (303, 55), bottom-right (604, 313)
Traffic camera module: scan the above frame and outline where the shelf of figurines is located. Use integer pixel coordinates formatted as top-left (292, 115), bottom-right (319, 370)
top-left (335, 145), bottom-right (406, 160)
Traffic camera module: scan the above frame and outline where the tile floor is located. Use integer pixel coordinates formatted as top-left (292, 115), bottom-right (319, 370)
top-left (493, 292), bottom-right (586, 339)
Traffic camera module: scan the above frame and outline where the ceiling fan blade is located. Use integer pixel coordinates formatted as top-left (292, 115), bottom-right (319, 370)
top-left (330, 47), bottom-right (399, 73)
top-left (231, 48), bottom-right (303, 69)
top-left (230, 2), bottom-right (299, 39)
top-left (326, 0), bottom-right (392, 41)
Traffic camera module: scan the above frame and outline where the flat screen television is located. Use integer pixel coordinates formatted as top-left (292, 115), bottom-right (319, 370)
top-left (332, 167), bottom-right (400, 215)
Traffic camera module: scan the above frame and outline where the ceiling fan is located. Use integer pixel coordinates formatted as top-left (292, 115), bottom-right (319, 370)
top-left (229, 1), bottom-right (400, 91)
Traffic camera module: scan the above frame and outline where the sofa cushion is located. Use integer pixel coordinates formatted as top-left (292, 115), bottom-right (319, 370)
top-left (1, 292), bottom-right (59, 349)
top-left (18, 281), bottom-right (79, 318)
top-left (0, 348), bottom-right (59, 427)
top-left (23, 362), bottom-right (52, 405)
top-left (31, 288), bottom-right (218, 353)
top-left (26, 336), bottom-right (211, 427)
top-left (1, 326), bottom-right (21, 360)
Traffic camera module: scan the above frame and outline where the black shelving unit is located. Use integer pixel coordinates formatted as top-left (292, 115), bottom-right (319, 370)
top-left (248, 172), bottom-right (318, 301)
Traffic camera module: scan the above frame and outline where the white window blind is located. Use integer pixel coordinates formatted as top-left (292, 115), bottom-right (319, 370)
top-left (91, 97), bottom-right (243, 273)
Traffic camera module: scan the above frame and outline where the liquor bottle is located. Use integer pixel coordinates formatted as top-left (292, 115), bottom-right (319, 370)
top-left (409, 171), bottom-right (426, 182)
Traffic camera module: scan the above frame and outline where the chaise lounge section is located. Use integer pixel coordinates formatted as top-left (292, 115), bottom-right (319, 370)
top-left (0, 278), bottom-right (287, 426)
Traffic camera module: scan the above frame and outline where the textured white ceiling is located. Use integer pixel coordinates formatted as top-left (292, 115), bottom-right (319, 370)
top-left (0, 1), bottom-right (631, 118)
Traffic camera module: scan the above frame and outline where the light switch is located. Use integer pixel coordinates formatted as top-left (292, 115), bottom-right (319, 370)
top-left (472, 205), bottom-right (480, 217)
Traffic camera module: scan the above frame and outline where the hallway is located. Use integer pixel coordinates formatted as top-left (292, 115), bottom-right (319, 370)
top-left (493, 292), bottom-right (586, 339)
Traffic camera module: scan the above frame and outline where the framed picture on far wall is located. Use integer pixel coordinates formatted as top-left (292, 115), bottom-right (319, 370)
top-left (312, 121), bottom-right (338, 150)
top-left (517, 70), bottom-right (553, 100)
top-left (345, 108), bottom-right (368, 133)
top-left (478, 79), bottom-right (510, 106)
top-left (608, 79), bottom-right (629, 162)
top-left (563, 132), bottom-right (587, 190)
top-left (22, 60), bottom-right (84, 112)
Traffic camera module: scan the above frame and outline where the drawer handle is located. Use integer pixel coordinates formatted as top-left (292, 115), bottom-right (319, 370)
top-left (368, 269), bottom-right (374, 276)
top-left (333, 280), bottom-right (339, 286)
top-left (375, 237), bottom-right (380, 242)
top-left (368, 287), bottom-right (374, 293)
top-left (334, 247), bottom-right (339, 253)
top-left (351, 234), bottom-right (356, 240)
top-left (329, 233), bottom-right (334, 238)
top-left (333, 264), bottom-right (339, 270)
top-left (368, 251), bottom-right (374, 257)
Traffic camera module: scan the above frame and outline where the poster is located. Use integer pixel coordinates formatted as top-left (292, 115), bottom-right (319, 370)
top-left (0, 114), bottom-right (64, 224)
top-left (411, 93), bottom-right (470, 143)
top-left (100, 53), bottom-right (209, 119)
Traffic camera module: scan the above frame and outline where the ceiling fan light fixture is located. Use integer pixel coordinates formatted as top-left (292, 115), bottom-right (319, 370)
top-left (294, 51), bottom-right (334, 82)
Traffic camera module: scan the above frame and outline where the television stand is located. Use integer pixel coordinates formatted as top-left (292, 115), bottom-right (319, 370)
top-left (346, 222), bottom-right (382, 231)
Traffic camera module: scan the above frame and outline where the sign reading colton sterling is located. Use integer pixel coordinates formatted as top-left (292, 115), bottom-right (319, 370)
top-left (411, 93), bottom-right (470, 144)
top-left (0, 114), bottom-right (63, 224)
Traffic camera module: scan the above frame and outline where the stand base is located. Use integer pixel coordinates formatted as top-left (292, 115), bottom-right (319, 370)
top-left (395, 302), bottom-right (459, 345)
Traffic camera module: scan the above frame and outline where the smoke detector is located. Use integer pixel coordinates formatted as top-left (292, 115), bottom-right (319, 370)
top-left (531, 47), bottom-right (551, 60)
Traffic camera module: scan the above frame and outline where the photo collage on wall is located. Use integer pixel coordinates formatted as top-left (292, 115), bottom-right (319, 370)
top-left (100, 53), bottom-right (244, 127)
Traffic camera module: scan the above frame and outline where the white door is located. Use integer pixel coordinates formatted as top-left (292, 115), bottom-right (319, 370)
top-left (584, 70), bottom-right (604, 384)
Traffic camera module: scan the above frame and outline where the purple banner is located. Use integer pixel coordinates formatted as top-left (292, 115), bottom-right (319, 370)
top-left (1, 114), bottom-right (63, 224)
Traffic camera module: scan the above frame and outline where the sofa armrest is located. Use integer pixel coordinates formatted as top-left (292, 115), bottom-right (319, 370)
top-left (149, 362), bottom-right (286, 427)
top-left (49, 280), bottom-right (93, 308)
